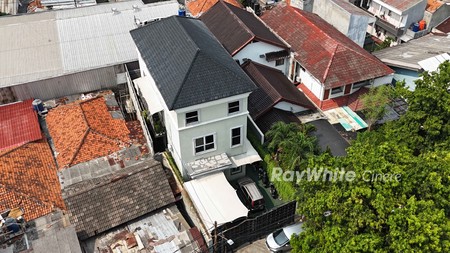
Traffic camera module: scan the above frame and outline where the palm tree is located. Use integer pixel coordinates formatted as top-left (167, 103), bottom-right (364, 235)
top-left (266, 122), bottom-right (300, 157)
top-left (281, 131), bottom-right (317, 171)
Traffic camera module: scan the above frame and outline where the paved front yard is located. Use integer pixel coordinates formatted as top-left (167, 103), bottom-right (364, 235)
top-left (236, 238), bottom-right (269, 253)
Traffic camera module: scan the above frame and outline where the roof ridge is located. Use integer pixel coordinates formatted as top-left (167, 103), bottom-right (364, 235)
top-left (171, 49), bottom-right (200, 110)
top-left (67, 128), bottom-right (90, 168)
top-left (322, 44), bottom-right (338, 82)
top-left (223, 1), bottom-right (256, 42)
top-left (89, 129), bottom-right (127, 147)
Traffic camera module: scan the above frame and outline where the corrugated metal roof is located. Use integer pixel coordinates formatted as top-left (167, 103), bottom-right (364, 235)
top-left (0, 0), bottom-right (179, 88)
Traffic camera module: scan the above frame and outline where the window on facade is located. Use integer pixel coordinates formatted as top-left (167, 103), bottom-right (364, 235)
top-left (194, 134), bottom-right (215, 154)
top-left (353, 80), bottom-right (370, 89)
top-left (331, 87), bottom-right (344, 95)
top-left (185, 111), bottom-right (199, 125)
top-left (275, 58), bottom-right (285, 66)
top-left (230, 166), bottom-right (242, 175)
top-left (228, 101), bottom-right (240, 114)
top-left (231, 127), bottom-right (242, 147)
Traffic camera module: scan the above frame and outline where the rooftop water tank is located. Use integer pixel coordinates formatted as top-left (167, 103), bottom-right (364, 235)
top-left (419, 20), bottom-right (426, 31)
top-left (32, 99), bottom-right (45, 113)
top-left (178, 9), bottom-right (186, 17)
top-left (412, 23), bottom-right (420, 32)
top-left (5, 218), bottom-right (20, 233)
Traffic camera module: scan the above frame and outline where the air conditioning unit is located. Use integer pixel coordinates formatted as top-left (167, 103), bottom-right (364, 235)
top-left (259, 54), bottom-right (265, 58)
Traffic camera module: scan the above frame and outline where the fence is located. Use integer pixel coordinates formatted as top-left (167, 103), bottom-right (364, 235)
top-left (213, 200), bottom-right (297, 252)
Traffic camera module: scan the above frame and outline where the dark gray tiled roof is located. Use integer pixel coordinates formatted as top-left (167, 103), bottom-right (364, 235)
top-left (130, 16), bottom-right (257, 110)
top-left (201, 1), bottom-right (288, 55)
top-left (63, 159), bottom-right (174, 240)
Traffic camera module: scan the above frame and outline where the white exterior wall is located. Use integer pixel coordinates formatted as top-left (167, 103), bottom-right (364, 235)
top-left (298, 68), bottom-right (324, 100)
top-left (274, 101), bottom-right (308, 113)
top-left (234, 42), bottom-right (289, 74)
top-left (373, 74), bottom-right (394, 86)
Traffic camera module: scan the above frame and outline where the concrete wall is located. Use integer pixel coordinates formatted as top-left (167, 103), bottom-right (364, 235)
top-left (298, 67), bottom-right (324, 100)
top-left (234, 42), bottom-right (289, 74)
top-left (373, 74), bottom-right (394, 86)
top-left (392, 67), bottom-right (419, 90)
top-left (348, 15), bottom-right (372, 47)
top-left (313, 0), bottom-right (351, 35)
top-left (424, 5), bottom-right (450, 32)
top-left (402, 0), bottom-right (428, 28)
top-left (12, 65), bottom-right (121, 101)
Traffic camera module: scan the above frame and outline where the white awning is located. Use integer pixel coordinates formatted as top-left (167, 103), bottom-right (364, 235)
top-left (418, 53), bottom-right (450, 72)
top-left (184, 172), bottom-right (248, 231)
top-left (230, 139), bottom-right (262, 167)
top-left (133, 77), bottom-right (163, 115)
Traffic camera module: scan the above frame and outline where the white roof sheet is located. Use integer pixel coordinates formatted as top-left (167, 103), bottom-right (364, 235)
top-left (0, 0), bottom-right (179, 88)
top-left (184, 172), bottom-right (248, 231)
top-left (133, 76), bottom-right (163, 114)
top-left (418, 53), bottom-right (450, 72)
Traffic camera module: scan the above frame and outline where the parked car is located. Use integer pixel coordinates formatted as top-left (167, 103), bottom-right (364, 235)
top-left (266, 223), bottom-right (304, 252)
top-left (237, 177), bottom-right (265, 211)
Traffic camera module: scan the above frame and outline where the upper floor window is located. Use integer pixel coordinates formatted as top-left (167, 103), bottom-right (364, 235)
top-left (353, 80), bottom-right (370, 90)
top-left (275, 58), bottom-right (285, 66)
top-left (186, 111), bottom-right (199, 125)
top-left (331, 87), bottom-right (344, 95)
top-left (228, 101), bottom-right (240, 114)
top-left (194, 134), bottom-right (215, 154)
top-left (231, 126), bottom-right (242, 147)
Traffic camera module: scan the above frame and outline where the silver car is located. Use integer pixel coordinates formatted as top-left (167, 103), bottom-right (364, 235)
top-left (266, 223), bottom-right (304, 252)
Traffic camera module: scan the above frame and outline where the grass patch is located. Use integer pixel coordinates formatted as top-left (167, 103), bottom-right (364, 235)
top-left (164, 151), bottom-right (183, 183)
top-left (248, 130), bottom-right (298, 201)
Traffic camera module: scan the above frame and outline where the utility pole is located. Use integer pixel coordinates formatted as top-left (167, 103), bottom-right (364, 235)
top-left (213, 221), bottom-right (218, 253)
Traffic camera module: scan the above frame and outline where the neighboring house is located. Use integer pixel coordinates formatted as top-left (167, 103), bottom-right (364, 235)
top-left (424, 0), bottom-right (450, 32)
top-left (0, 0), bottom-right (179, 104)
top-left (372, 34), bottom-right (450, 90)
top-left (186, 0), bottom-right (242, 16)
top-left (201, 1), bottom-right (291, 74)
top-left (63, 159), bottom-right (175, 240)
top-left (261, 5), bottom-right (394, 111)
top-left (312, 0), bottom-right (376, 47)
top-left (366, 0), bottom-right (428, 42)
top-left (45, 91), bottom-right (151, 189)
top-left (130, 16), bottom-right (261, 180)
top-left (242, 60), bottom-right (315, 132)
top-left (0, 100), bottom-right (65, 221)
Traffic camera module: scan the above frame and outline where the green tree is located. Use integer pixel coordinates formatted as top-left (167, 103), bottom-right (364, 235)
top-left (360, 85), bottom-right (395, 131)
top-left (291, 61), bottom-right (450, 252)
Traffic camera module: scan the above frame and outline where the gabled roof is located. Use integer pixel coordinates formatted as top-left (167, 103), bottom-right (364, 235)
top-left (130, 16), bottom-right (256, 110)
top-left (0, 100), bottom-right (42, 150)
top-left (376, 0), bottom-right (425, 12)
top-left (261, 5), bottom-right (393, 89)
top-left (46, 96), bottom-right (130, 170)
top-left (201, 1), bottom-right (289, 55)
top-left (63, 159), bottom-right (175, 240)
top-left (0, 140), bottom-right (65, 221)
top-left (242, 61), bottom-right (315, 119)
top-left (187, 0), bottom-right (242, 16)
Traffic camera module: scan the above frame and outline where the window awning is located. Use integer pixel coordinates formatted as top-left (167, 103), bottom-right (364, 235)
top-left (265, 50), bottom-right (290, 62)
top-left (230, 139), bottom-right (262, 167)
top-left (184, 172), bottom-right (248, 231)
top-left (133, 77), bottom-right (163, 115)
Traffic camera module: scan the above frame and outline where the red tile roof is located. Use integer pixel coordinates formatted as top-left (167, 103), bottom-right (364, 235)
top-left (0, 140), bottom-right (65, 221)
top-left (261, 5), bottom-right (393, 89)
top-left (46, 97), bottom-right (130, 170)
top-left (426, 0), bottom-right (444, 12)
top-left (0, 100), bottom-right (42, 151)
top-left (187, 0), bottom-right (242, 16)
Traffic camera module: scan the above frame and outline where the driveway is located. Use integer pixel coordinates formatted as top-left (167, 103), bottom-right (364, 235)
top-left (236, 238), bottom-right (269, 253)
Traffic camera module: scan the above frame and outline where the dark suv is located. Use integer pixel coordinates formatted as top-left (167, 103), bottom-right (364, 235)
top-left (237, 177), bottom-right (265, 211)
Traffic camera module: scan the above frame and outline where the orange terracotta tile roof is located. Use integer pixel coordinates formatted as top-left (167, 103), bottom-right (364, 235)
top-left (426, 0), bottom-right (444, 12)
top-left (46, 97), bottom-right (130, 170)
top-left (187, 0), bottom-right (242, 16)
top-left (0, 140), bottom-right (65, 221)
top-left (0, 99), bottom-right (42, 151)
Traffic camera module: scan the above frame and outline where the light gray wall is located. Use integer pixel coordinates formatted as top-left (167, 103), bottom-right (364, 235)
top-left (403, 0), bottom-right (428, 28)
top-left (424, 5), bottom-right (450, 32)
top-left (313, 0), bottom-right (369, 47)
top-left (12, 65), bottom-right (122, 101)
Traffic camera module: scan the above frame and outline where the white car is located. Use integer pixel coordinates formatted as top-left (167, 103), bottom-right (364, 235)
top-left (266, 223), bottom-right (303, 252)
